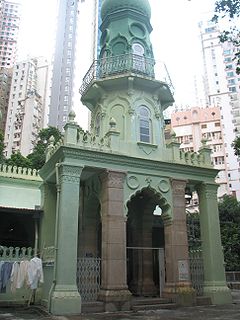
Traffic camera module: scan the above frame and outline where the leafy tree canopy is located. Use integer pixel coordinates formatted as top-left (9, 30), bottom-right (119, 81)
top-left (5, 151), bottom-right (31, 168)
top-left (27, 126), bottom-right (62, 170)
top-left (213, 0), bottom-right (240, 74)
top-left (3, 127), bottom-right (62, 170)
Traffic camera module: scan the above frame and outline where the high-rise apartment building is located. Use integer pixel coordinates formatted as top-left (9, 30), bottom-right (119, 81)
top-left (48, 0), bottom-right (79, 131)
top-left (199, 20), bottom-right (240, 199)
top-left (0, 67), bottom-right (12, 131)
top-left (171, 106), bottom-right (229, 198)
top-left (4, 57), bottom-right (49, 157)
top-left (0, 0), bottom-right (21, 68)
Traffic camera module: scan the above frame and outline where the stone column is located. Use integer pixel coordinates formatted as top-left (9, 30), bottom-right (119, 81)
top-left (99, 170), bottom-right (132, 311)
top-left (50, 163), bottom-right (83, 315)
top-left (197, 183), bottom-right (232, 304)
top-left (163, 180), bottom-right (195, 305)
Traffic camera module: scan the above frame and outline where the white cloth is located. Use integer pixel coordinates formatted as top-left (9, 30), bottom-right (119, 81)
top-left (27, 257), bottom-right (44, 290)
top-left (10, 262), bottom-right (19, 293)
top-left (17, 260), bottom-right (29, 289)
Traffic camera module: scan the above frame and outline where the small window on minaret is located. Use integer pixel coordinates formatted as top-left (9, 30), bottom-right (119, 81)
top-left (139, 106), bottom-right (151, 143)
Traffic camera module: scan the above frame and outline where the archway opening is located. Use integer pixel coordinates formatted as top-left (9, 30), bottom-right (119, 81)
top-left (126, 187), bottom-right (167, 297)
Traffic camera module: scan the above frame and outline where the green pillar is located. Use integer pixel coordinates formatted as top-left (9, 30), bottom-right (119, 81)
top-left (197, 183), bottom-right (232, 304)
top-left (49, 163), bottom-right (83, 315)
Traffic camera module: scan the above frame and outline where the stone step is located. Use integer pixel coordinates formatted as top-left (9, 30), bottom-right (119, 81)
top-left (132, 297), bottom-right (172, 306)
top-left (132, 302), bottom-right (177, 311)
top-left (82, 301), bottom-right (105, 314)
top-left (196, 296), bottom-right (212, 306)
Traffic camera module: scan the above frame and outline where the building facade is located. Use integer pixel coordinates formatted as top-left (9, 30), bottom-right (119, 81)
top-left (199, 21), bottom-right (240, 199)
top-left (4, 57), bottom-right (49, 157)
top-left (0, 0), bottom-right (21, 68)
top-left (0, 67), bottom-right (12, 131)
top-left (48, 0), bottom-right (79, 131)
top-left (171, 106), bottom-right (229, 198)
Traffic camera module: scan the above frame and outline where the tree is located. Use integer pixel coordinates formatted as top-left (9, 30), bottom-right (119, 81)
top-left (218, 195), bottom-right (240, 271)
top-left (0, 130), bottom-right (5, 164)
top-left (232, 136), bottom-right (240, 156)
top-left (5, 151), bottom-right (31, 168)
top-left (213, 0), bottom-right (240, 74)
top-left (27, 126), bottom-right (62, 170)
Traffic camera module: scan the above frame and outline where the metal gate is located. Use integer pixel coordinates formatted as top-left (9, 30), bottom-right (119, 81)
top-left (77, 257), bottom-right (101, 302)
top-left (189, 250), bottom-right (204, 296)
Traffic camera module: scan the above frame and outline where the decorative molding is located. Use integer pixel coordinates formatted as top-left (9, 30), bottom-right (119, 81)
top-left (59, 164), bottom-right (83, 185)
top-left (158, 179), bottom-right (170, 193)
top-left (137, 142), bottom-right (158, 155)
top-left (127, 175), bottom-right (140, 190)
top-left (100, 170), bottom-right (126, 188)
top-left (171, 180), bottom-right (187, 195)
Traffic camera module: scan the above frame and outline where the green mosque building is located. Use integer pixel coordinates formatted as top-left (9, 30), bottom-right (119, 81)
top-left (0, 0), bottom-right (232, 315)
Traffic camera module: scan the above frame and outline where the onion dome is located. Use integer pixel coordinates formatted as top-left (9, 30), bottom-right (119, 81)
top-left (101, 0), bottom-right (151, 20)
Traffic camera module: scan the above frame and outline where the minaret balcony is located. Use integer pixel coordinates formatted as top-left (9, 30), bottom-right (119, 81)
top-left (80, 54), bottom-right (173, 96)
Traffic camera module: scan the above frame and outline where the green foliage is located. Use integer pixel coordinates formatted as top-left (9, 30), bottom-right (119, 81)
top-left (232, 136), bottom-right (240, 156)
top-left (187, 195), bottom-right (240, 270)
top-left (5, 151), bottom-right (31, 168)
top-left (213, 0), bottom-right (240, 74)
top-left (2, 127), bottom-right (62, 170)
top-left (218, 195), bottom-right (240, 271)
top-left (0, 130), bottom-right (5, 164)
top-left (186, 211), bottom-right (201, 250)
top-left (213, 0), bottom-right (240, 19)
top-left (27, 126), bottom-right (62, 170)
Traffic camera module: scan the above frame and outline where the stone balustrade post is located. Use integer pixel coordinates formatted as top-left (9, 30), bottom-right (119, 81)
top-left (197, 183), bottom-right (232, 304)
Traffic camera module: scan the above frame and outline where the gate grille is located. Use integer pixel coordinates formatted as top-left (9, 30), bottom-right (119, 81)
top-left (189, 250), bottom-right (204, 296)
top-left (77, 257), bottom-right (101, 302)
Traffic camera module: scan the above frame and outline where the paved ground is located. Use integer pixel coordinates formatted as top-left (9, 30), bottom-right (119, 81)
top-left (0, 291), bottom-right (239, 320)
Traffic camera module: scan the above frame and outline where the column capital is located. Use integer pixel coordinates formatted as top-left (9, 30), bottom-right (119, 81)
top-left (171, 179), bottom-right (187, 196)
top-left (196, 182), bottom-right (218, 200)
top-left (58, 163), bottom-right (83, 184)
top-left (100, 170), bottom-right (126, 189)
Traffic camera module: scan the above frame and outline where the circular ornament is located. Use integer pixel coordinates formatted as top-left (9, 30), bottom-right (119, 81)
top-left (158, 179), bottom-right (170, 193)
top-left (127, 176), bottom-right (140, 190)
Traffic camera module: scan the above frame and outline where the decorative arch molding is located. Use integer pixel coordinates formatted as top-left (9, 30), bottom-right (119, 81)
top-left (133, 95), bottom-right (161, 119)
top-left (124, 173), bottom-right (173, 224)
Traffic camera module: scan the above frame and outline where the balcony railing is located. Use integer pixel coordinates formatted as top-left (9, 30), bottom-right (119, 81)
top-left (80, 54), bottom-right (174, 96)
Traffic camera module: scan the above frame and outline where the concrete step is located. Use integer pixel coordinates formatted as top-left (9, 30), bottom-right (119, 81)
top-left (132, 302), bottom-right (177, 311)
top-left (132, 297), bottom-right (172, 306)
top-left (132, 297), bottom-right (177, 312)
top-left (82, 301), bottom-right (105, 314)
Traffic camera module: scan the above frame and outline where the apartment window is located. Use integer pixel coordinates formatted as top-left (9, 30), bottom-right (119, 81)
top-left (228, 79), bottom-right (235, 85)
top-left (229, 87), bottom-right (236, 92)
top-left (227, 71), bottom-right (234, 77)
top-left (201, 124), bottom-right (207, 129)
top-left (224, 49), bottom-right (231, 55)
top-left (215, 122), bottom-right (220, 127)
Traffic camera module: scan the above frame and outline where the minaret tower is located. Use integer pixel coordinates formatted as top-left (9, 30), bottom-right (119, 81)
top-left (80, 0), bottom-right (174, 156)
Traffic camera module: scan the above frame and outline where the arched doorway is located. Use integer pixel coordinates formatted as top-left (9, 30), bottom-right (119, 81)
top-left (126, 187), bottom-right (169, 297)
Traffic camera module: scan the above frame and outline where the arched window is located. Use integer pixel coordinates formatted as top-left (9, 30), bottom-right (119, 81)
top-left (139, 106), bottom-right (151, 143)
top-left (132, 43), bottom-right (145, 73)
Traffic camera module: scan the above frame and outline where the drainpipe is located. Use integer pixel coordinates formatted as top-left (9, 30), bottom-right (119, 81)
top-left (48, 162), bottom-right (61, 312)
top-left (34, 218), bottom-right (39, 256)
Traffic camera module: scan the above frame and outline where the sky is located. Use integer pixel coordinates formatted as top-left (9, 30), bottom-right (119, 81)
top-left (15, 0), bottom-right (217, 127)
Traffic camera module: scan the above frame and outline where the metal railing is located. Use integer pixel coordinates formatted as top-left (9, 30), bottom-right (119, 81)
top-left (80, 54), bottom-right (156, 95)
